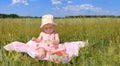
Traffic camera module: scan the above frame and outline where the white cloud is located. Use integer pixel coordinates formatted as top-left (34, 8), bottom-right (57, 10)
top-left (63, 4), bottom-right (108, 13)
top-left (51, 0), bottom-right (62, 5)
top-left (11, 0), bottom-right (29, 5)
top-left (67, 0), bottom-right (72, 4)
top-left (51, 0), bottom-right (72, 5)
top-left (63, 5), bottom-right (81, 12)
top-left (52, 4), bottom-right (110, 16)
top-left (52, 6), bottom-right (60, 10)
top-left (80, 4), bottom-right (94, 10)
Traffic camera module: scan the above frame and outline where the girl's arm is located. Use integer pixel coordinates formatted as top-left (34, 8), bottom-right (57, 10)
top-left (53, 32), bottom-right (60, 44)
top-left (36, 32), bottom-right (43, 43)
top-left (32, 32), bottom-right (43, 43)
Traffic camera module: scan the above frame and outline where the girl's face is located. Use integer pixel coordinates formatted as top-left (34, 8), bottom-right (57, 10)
top-left (43, 24), bottom-right (55, 34)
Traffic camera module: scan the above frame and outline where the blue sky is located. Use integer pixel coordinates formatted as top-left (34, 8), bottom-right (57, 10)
top-left (0, 0), bottom-right (120, 17)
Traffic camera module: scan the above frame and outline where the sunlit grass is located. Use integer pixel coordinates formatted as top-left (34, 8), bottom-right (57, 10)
top-left (0, 18), bottom-right (120, 66)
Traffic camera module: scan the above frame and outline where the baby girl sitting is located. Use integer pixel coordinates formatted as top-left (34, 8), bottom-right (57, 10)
top-left (32, 15), bottom-right (69, 61)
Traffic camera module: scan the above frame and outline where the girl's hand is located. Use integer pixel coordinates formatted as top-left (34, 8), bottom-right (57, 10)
top-left (32, 37), bottom-right (36, 41)
top-left (52, 40), bottom-right (58, 45)
top-left (53, 44), bottom-right (59, 49)
top-left (35, 54), bottom-right (46, 59)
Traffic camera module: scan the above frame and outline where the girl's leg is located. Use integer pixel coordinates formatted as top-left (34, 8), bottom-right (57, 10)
top-left (35, 47), bottom-right (46, 59)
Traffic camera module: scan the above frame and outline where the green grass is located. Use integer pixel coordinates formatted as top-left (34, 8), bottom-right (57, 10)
top-left (0, 18), bottom-right (120, 66)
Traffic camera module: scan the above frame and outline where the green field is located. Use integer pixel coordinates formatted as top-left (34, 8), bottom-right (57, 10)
top-left (0, 18), bottom-right (120, 66)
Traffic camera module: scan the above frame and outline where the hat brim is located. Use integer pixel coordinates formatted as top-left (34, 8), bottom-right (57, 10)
top-left (40, 23), bottom-right (57, 28)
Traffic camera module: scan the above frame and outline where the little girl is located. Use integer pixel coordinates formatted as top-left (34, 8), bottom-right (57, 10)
top-left (31, 15), bottom-right (66, 59)
top-left (31, 15), bottom-right (69, 62)
top-left (4, 14), bottom-right (88, 63)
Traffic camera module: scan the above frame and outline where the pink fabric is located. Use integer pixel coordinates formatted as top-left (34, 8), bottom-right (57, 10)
top-left (3, 32), bottom-right (86, 61)
top-left (38, 32), bottom-right (59, 44)
top-left (3, 41), bottom-right (29, 52)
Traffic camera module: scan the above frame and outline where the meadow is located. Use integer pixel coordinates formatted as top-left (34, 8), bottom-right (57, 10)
top-left (0, 18), bottom-right (120, 66)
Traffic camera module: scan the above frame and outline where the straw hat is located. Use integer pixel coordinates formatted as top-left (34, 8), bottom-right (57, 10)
top-left (40, 14), bottom-right (56, 28)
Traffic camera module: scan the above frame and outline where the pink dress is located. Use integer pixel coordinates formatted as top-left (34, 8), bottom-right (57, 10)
top-left (3, 32), bottom-right (86, 61)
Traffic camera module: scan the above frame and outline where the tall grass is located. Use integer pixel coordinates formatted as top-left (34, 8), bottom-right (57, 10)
top-left (0, 18), bottom-right (120, 66)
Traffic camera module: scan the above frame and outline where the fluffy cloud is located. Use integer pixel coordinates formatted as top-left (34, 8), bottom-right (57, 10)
top-left (51, 0), bottom-right (72, 5)
top-left (51, 0), bottom-right (62, 5)
top-left (52, 4), bottom-right (110, 16)
top-left (52, 6), bottom-right (60, 10)
top-left (11, 0), bottom-right (29, 5)
top-left (66, 0), bottom-right (72, 4)
top-left (63, 4), bottom-right (103, 12)
top-left (67, 1), bottom-right (72, 4)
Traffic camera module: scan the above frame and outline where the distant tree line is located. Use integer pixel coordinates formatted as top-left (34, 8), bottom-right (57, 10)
top-left (0, 13), bottom-right (41, 18)
top-left (0, 14), bottom-right (19, 18)
top-left (0, 13), bottom-right (120, 18)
